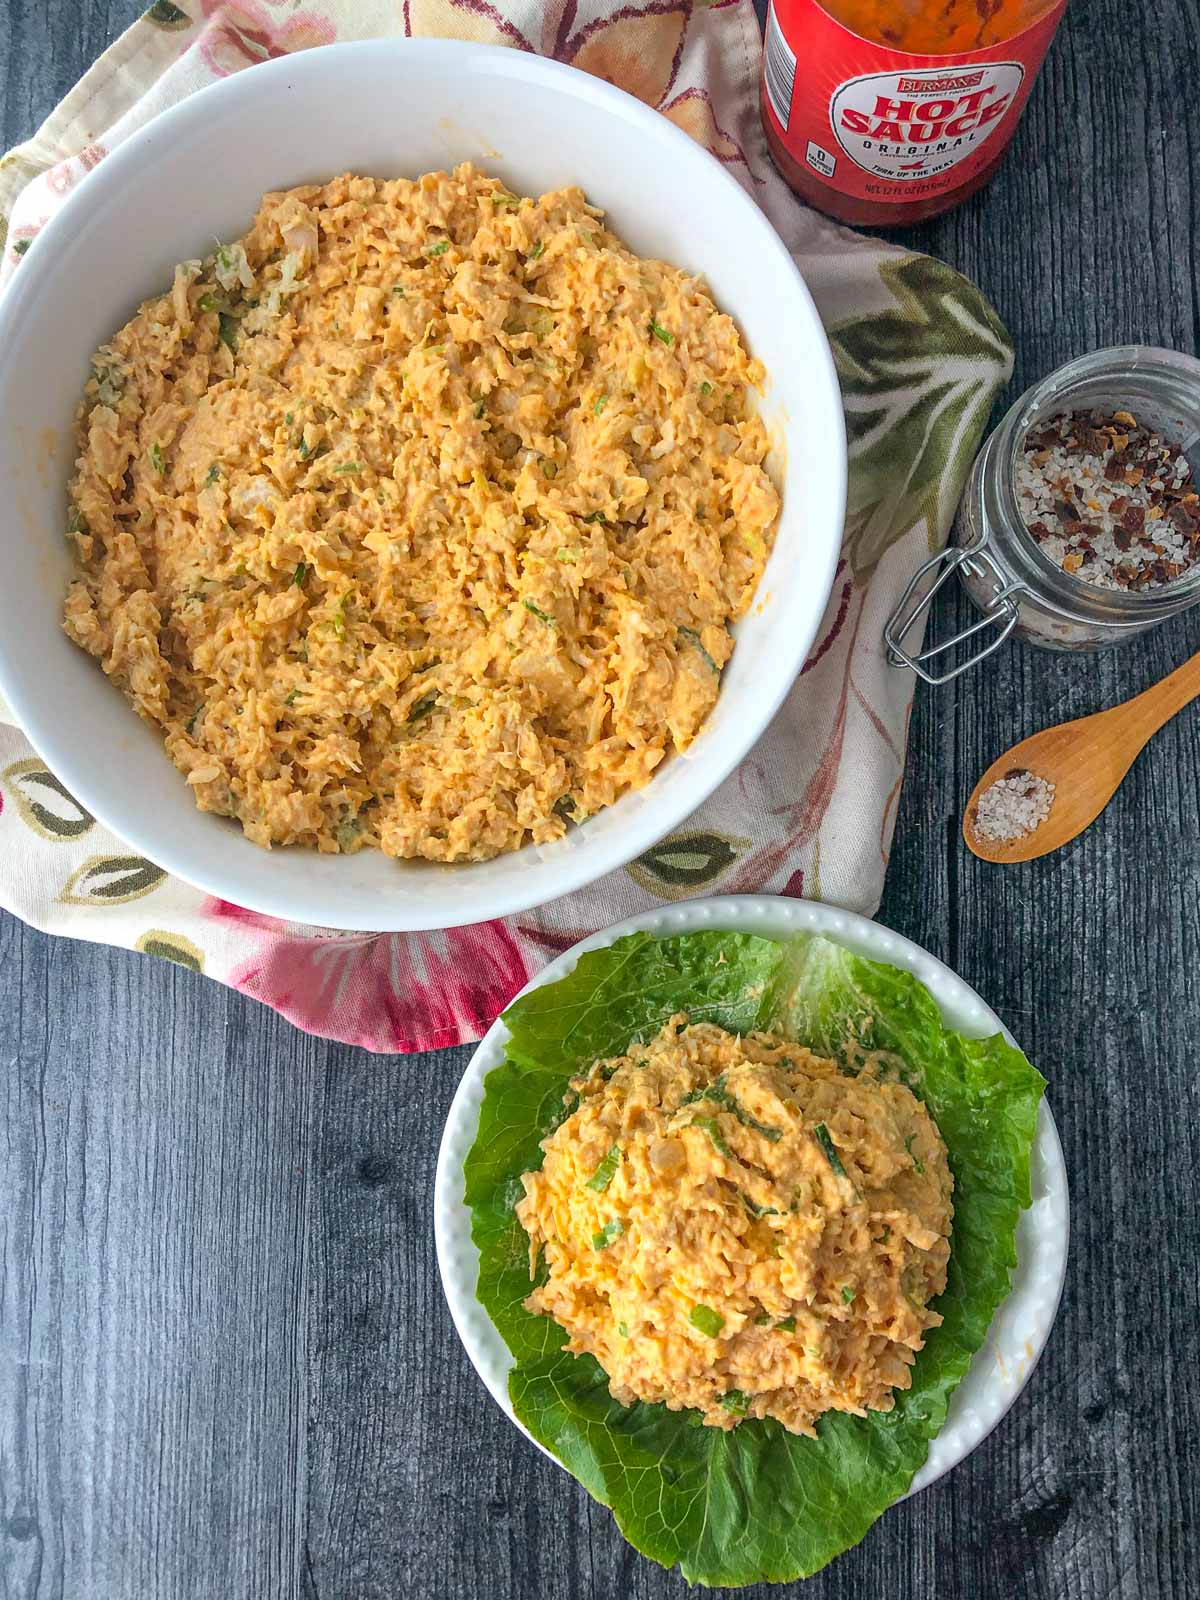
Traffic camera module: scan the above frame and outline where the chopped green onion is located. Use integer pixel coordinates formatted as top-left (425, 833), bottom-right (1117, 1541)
top-left (842, 1285), bottom-right (856, 1304)
top-left (491, 193), bottom-right (519, 210)
top-left (586, 1144), bottom-right (621, 1192)
top-left (292, 562), bottom-right (309, 587)
top-left (14, 238), bottom-right (31, 257)
top-left (553, 795), bottom-right (576, 821)
top-left (776, 1316), bottom-right (797, 1333)
top-left (284, 412), bottom-right (294, 426)
top-left (684, 1079), bottom-right (781, 1142)
top-left (198, 293), bottom-right (217, 313)
top-left (689, 1304), bottom-right (725, 1338)
top-left (332, 462), bottom-right (362, 475)
top-left (753, 1313), bottom-right (772, 1327)
top-left (218, 312), bottom-right (239, 354)
top-left (336, 817), bottom-right (361, 851)
top-left (284, 689), bottom-right (299, 707)
top-left (649, 319), bottom-right (674, 347)
top-left (741, 1194), bottom-right (780, 1219)
top-left (594, 395), bottom-right (608, 416)
top-left (426, 239), bottom-right (450, 257)
top-left (582, 511), bottom-right (607, 524)
top-left (391, 285), bottom-right (405, 297)
top-left (332, 594), bottom-right (348, 640)
top-left (149, 443), bottom-right (165, 474)
top-left (904, 1135), bottom-right (925, 1174)
top-left (67, 506), bottom-right (84, 536)
top-left (690, 1116), bottom-right (730, 1158)
top-left (699, 380), bottom-right (714, 396)
top-left (556, 547), bottom-right (579, 563)
top-left (528, 240), bottom-right (545, 260)
top-left (719, 1389), bottom-right (748, 1417)
top-left (406, 692), bottom-right (438, 725)
top-left (474, 399), bottom-right (485, 419)
top-left (542, 460), bottom-right (557, 479)
top-left (813, 1123), bottom-right (847, 1179)
top-left (592, 1219), bottom-right (624, 1251)
top-left (204, 463), bottom-right (220, 487)
top-left (185, 703), bottom-right (204, 735)
top-left (618, 1321), bottom-right (630, 1338)
top-left (522, 600), bottom-right (555, 627)
top-left (91, 362), bottom-right (124, 407)
top-left (679, 1081), bottom-right (716, 1106)
top-left (678, 626), bottom-right (720, 676)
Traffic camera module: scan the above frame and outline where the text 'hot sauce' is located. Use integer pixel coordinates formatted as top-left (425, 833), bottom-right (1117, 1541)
top-left (761, 0), bottom-right (1068, 225)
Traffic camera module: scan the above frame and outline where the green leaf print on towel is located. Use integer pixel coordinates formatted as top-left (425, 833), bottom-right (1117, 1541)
top-left (60, 855), bottom-right (167, 906)
top-left (2, 758), bottom-right (95, 840)
top-left (626, 830), bottom-right (749, 899)
top-left (144, 2), bottom-right (192, 29)
top-left (135, 930), bottom-right (204, 972)
top-left (831, 255), bottom-right (1012, 580)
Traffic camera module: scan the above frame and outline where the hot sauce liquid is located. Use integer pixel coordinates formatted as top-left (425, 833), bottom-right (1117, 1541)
top-left (761, 0), bottom-right (1067, 225)
top-left (823, 0), bottom-right (1059, 55)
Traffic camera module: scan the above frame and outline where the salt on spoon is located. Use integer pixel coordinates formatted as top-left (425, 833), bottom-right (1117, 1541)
top-left (963, 647), bottom-right (1200, 863)
top-left (972, 770), bottom-right (1056, 845)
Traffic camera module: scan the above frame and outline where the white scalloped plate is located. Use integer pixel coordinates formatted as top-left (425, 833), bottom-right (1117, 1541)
top-left (434, 895), bottom-right (1069, 1500)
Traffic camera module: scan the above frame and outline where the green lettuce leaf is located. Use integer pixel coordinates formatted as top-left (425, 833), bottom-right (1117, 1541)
top-left (464, 931), bottom-right (1044, 1586)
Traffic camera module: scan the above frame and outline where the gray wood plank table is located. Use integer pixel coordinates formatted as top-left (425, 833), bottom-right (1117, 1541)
top-left (2, 3), bottom-right (1197, 1596)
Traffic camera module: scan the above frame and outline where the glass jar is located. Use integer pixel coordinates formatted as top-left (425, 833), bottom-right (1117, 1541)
top-left (885, 346), bottom-right (1200, 683)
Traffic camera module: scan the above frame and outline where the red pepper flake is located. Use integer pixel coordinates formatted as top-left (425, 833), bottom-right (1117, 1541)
top-left (1016, 408), bottom-right (1199, 591)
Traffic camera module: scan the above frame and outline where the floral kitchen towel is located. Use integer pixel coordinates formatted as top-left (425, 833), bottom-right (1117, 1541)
top-left (0, 0), bottom-right (1012, 1053)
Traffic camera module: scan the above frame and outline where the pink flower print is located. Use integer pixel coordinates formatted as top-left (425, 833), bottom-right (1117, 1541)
top-left (211, 901), bottom-right (535, 1052)
top-left (199, 1), bottom-right (336, 78)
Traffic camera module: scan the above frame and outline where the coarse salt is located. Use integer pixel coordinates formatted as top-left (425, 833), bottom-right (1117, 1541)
top-left (973, 769), bottom-right (1055, 844)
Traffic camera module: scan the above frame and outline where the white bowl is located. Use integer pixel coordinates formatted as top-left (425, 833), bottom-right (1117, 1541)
top-left (0, 40), bottom-right (845, 933)
top-left (435, 896), bottom-right (1069, 1504)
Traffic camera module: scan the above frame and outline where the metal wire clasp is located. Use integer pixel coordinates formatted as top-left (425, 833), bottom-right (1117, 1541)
top-left (884, 540), bottom-right (1024, 685)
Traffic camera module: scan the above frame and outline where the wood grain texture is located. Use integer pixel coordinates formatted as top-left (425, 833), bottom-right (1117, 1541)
top-left (2, 0), bottom-right (1199, 1596)
top-left (0, 918), bottom-right (317, 1600)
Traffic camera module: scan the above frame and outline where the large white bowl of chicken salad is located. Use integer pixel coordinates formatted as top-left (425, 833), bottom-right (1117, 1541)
top-left (0, 40), bottom-right (844, 932)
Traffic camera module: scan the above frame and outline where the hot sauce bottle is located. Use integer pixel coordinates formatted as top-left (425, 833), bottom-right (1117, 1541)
top-left (761, 0), bottom-right (1068, 225)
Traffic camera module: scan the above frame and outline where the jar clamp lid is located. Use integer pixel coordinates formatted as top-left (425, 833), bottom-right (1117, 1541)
top-left (885, 536), bottom-right (1024, 685)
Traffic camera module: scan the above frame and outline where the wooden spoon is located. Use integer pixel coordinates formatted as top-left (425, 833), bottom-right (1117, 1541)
top-left (964, 648), bottom-right (1200, 862)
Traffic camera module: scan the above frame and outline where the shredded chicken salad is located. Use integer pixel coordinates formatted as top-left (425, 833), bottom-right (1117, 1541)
top-left (516, 1016), bottom-right (954, 1436)
top-left (63, 165), bottom-right (780, 862)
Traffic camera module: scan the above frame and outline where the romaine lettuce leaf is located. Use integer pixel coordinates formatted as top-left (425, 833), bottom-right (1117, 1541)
top-left (464, 930), bottom-right (1045, 1586)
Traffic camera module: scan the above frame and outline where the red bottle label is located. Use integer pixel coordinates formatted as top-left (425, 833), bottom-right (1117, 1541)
top-left (762, 0), bottom-right (1066, 209)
